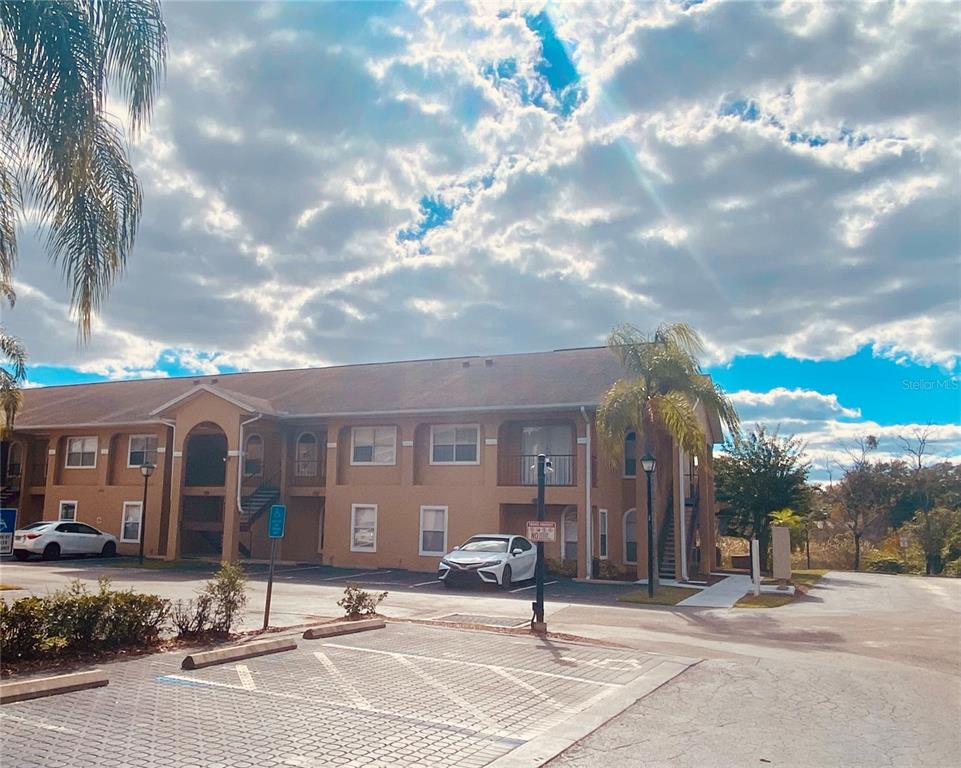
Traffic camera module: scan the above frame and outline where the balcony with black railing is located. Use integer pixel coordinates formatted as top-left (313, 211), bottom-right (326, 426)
top-left (288, 458), bottom-right (327, 487)
top-left (497, 454), bottom-right (576, 486)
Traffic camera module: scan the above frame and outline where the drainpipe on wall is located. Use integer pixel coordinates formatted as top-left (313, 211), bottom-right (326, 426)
top-left (236, 415), bottom-right (263, 521)
top-left (581, 406), bottom-right (592, 580)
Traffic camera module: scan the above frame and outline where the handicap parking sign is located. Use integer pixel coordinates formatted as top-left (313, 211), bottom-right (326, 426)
top-left (0, 508), bottom-right (17, 556)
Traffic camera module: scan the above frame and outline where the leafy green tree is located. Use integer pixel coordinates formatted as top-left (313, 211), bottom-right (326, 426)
top-left (904, 507), bottom-right (961, 575)
top-left (769, 507), bottom-right (804, 550)
top-left (0, 1), bottom-right (166, 430)
top-left (715, 426), bottom-right (810, 571)
top-left (0, 277), bottom-right (25, 438)
top-left (596, 323), bottom-right (739, 584)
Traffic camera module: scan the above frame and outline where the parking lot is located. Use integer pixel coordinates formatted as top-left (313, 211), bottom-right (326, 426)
top-left (0, 622), bottom-right (694, 768)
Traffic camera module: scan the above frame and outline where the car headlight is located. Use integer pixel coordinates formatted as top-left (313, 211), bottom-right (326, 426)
top-left (478, 559), bottom-right (503, 568)
top-left (440, 558), bottom-right (452, 567)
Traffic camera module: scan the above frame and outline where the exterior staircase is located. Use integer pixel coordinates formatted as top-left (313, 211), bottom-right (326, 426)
top-left (659, 508), bottom-right (676, 580)
top-left (0, 484), bottom-right (19, 509)
top-left (239, 484), bottom-right (280, 533)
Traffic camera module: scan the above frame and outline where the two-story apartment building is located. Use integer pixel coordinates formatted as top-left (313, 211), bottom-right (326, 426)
top-left (0, 347), bottom-right (722, 580)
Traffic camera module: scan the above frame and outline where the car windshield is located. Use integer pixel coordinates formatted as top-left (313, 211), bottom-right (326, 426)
top-left (459, 537), bottom-right (508, 553)
top-left (19, 522), bottom-right (52, 531)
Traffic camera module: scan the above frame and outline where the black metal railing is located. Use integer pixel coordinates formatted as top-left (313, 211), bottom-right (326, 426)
top-left (498, 454), bottom-right (575, 486)
top-left (289, 458), bottom-right (326, 486)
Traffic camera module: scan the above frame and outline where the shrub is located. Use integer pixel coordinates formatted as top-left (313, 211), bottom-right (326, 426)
top-left (592, 558), bottom-right (629, 581)
top-left (171, 594), bottom-right (214, 638)
top-left (864, 554), bottom-right (905, 574)
top-left (0, 580), bottom-right (169, 664)
top-left (545, 558), bottom-right (577, 578)
top-left (338, 584), bottom-right (387, 618)
top-left (942, 559), bottom-right (961, 578)
top-left (204, 562), bottom-right (248, 635)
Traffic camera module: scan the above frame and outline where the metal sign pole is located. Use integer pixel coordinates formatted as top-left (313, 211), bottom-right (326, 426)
top-left (263, 537), bottom-right (278, 630)
top-left (532, 453), bottom-right (546, 632)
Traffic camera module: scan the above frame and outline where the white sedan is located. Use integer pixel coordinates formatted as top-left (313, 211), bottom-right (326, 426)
top-left (437, 534), bottom-right (537, 589)
top-left (12, 521), bottom-right (119, 561)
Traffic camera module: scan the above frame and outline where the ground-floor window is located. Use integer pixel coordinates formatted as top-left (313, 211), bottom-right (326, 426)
top-left (419, 506), bottom-right (447, 556)
top-left (121, 501), bottom-right (143, 543)
top-left (624, 508), bottom-right (637, 564)
top-left (562, 508), bottom-right (578, 560)
top-left (350, 504), bottom-right (377, 552)
top-left (59, 500), bottom-right (77, 521)
top-left (598, 509), bottom-right (608, 559)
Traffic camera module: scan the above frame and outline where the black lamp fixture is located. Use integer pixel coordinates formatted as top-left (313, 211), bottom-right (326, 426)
top-left (641, 452), bottom-right (656, 597)
top-left (138, 461), bottom-right (157, 566)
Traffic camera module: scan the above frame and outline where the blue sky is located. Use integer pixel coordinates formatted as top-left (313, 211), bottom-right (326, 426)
top-left (6, 1), bottom-right (960, 478)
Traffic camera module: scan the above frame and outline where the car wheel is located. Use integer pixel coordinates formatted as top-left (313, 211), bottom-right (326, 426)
top-left (101, 541), bottom-right (117, 557)
top-left (13, 550), bottom-right (29, 562)
top-left (42, 542), bottom-right (61, 561)
top-left (501, 565), bottom-right (512, 590)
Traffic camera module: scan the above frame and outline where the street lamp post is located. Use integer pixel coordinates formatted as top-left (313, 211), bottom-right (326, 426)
top-left (532, 453), bottom-right (548, 632)
top-left (139, 461), bottom-right (156, 565)
top-left (641, 453), bottom-right (656, 598)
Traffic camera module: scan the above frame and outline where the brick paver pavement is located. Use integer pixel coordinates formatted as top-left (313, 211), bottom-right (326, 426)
top-left (1, 623), bottom-right (693, 768)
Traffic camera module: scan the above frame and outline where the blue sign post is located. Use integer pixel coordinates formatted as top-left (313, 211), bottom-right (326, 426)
top-left (0, 508), bottom-right (17, 556)
top-left (263, 504), bottom-right (286, 629)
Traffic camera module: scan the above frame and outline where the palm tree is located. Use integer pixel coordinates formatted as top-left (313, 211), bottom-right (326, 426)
top-left (596, 322), bottom-right (740, 581)
top-left (1, 0), bottom-right (167, 338)
top-left (1, 278), bottom-right (25, 438)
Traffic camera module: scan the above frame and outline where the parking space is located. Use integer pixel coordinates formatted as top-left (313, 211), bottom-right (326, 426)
top-left (1, 623), bottom-right (694, 768)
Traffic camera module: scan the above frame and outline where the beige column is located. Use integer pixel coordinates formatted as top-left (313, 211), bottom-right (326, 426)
top-left (400, 424), bottom-right (414, 486)
top-left (221, 449), bottom-right (241, 563)
top-left (697, 446), bottom-right (716, 576)
top-left (672, 440), bottom-right (684, 580)
top-left (164, 437), bottom-right (185, 561)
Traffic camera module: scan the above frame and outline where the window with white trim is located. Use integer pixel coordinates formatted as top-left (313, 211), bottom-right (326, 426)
top-left (59, 500), bottom-right (78, 521)
top-left (128, 435), bottom-right (158, 468)
top-left (295, 432), bottom-right (319, 477)
top-left (624, 509), bottom-right (637, 564)
top-left (351, 427), bottom-right (396, 465)
top-left (624, 431), bottom-right (637, 477)
top-left (65, 437), bottom-right (97, 468)
top-left (430, 425), bottom-right (479, 464)
top-left (419, 506), bottom-right (448, 555)
top-left (599, 509), bottom-right (609, 559)
top-left (350, 504), bottom-right (377, 552)
top-left (121, 501), bottom-right (143, 543)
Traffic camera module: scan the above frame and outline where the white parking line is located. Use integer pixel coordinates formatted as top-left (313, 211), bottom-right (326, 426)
top-left (0, 713), bottom-right (78, 734)
top-left (314, 651), bottom-right (371, 709)
top-left (235, 664), bottom-right (256, 691)
top-left (321, 643), bottom-right (622, 687)
top-left (410, 579), bottom-right (441, 588)
top-left (510, 580), bottom-right (557, 593)
top-left (317, 570), bottom-right (392, 581)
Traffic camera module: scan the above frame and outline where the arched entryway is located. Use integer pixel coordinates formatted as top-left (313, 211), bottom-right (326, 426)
top-left (180, 422), bottom-right (228, 557)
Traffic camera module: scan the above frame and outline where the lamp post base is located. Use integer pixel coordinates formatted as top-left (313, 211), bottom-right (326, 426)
top-left (530, 621), bottom-right (548, 635)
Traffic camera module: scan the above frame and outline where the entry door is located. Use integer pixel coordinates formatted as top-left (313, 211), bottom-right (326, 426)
top-left (562, 508), bottom-right (578, 561)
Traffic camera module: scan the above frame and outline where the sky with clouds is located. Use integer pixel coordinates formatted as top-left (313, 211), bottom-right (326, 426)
top-left (5, 0), bottom-right (960, 479)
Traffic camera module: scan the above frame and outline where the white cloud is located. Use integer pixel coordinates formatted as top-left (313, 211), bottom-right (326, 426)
top-left (730, 387), bottom-right (862, 422)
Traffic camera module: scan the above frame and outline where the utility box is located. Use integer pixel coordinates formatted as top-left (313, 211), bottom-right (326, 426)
top-left (772, 525), bottom-right (792, 586)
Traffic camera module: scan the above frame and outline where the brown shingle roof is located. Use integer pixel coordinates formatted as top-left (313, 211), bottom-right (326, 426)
top-left (16, 347), bottom-right (626, 428)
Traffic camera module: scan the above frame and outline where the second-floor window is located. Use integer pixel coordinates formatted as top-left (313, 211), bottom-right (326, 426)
top-left (430, 425), bottom-right (479, 464)
top-left (65, 437), bottom-right (97, 469)
top-left (351, 426), bottom-right (396, 465)
top-left (128, 435), bottom-right (159, 468)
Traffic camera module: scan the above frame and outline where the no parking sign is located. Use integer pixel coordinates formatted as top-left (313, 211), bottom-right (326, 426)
top-left (0, 508), bottom-right (17, 556)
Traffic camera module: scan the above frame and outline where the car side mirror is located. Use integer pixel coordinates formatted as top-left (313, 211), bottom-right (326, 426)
top-left (452, 546), bottom-right (460, 551)
top-left (512, 548), bottom-right (523, 556)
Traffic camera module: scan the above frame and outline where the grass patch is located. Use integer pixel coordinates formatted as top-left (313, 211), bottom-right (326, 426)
top-left (616, 586), bottom-right (700, 606)
top-left (735, 592), bottom-right (796, 609)
top-left (0, 584), bottom-right (22, 591)
top-left (762, 569), bottom-right (828, 588)
top-left (103, 559), bottom-right (214, 571)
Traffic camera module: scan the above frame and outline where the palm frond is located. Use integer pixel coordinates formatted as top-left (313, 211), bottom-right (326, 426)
top-left (651, 390), bottom-right (706, 460)
top-left (687, 374), bottom-right (741, 438)
top-left (0, 325), bottom-right (26, 381)
top-left (596, 378), bottom-right (649, 469)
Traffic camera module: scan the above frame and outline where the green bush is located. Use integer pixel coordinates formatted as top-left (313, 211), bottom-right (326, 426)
top-left (205, 562), bottom-right (248, 634)
top-left (171, 594), bottom-right (213, 638)
top-left (546, 558), bottom-right (577, 578)
top-left (0, 579), bottom-right (169, 663)
top-left (864, 554), bottom-right (905, 574)
top-left (592, 558), bottom-right (629, 581)
top-left (338, 584), bottom-right (387, 618)
top-left (942, 559), bottom-right (961, 578)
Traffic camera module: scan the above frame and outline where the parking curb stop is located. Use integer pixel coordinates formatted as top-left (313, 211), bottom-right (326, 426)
top-left (0, 669), bottom-right (108, 705)
top-left (181, 637), bottom-right (297, 670)
top-left (302, 617), bottom-right (386, 639)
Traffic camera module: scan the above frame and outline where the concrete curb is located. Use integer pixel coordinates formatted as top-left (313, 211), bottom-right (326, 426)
top-left (302, 618), bottom-right (386, 639)
top-left (486, 657), bottom-right (697, 768)
top-left (182, 637), bottom-right (297, 670)
top-left (0, 669), bottom-right (108, 705)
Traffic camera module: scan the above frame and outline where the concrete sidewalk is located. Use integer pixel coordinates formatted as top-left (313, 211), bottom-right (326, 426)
top-left (676, 574), bottom-right (751, 607)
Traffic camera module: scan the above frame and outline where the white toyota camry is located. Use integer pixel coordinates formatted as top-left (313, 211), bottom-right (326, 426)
top-left (12, 521), bottom-right (119, 561)
top-left (437, 534), bottom-right (537, 589)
